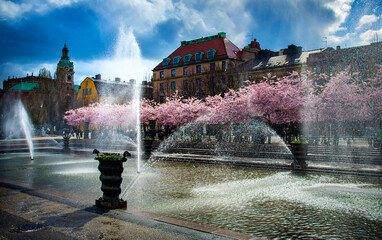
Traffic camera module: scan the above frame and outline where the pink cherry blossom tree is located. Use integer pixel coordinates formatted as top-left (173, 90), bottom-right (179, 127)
top-left (246, 72), bottom-right (303, 125)
top-left (362, 65), bottom-right (382, 126)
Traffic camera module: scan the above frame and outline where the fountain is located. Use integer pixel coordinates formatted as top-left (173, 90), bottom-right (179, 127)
top-left (1, 99), bottom-right (35, 160)
top-left (1, 20), bottom-right (381, 240)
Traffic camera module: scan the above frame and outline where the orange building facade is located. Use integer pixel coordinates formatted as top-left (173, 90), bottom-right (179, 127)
top-left (152, 32), bottom-right (260, 102)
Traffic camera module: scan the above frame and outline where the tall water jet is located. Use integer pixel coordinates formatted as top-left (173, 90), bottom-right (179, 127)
top-left (2, 99), bottom-right (35, 160)
top-left (111, 25), bottom-right (146, 173)
top-left (133, 80), bottom-right (142, 173)
top-left (18, 101), bottom-right (34, 160)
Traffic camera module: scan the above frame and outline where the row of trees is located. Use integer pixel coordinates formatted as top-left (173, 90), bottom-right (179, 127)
top-left (64, 67), bottom-right (382, 131)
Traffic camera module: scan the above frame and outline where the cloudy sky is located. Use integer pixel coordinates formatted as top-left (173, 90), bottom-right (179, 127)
top-left (0, 0), bottom-right (381, 87)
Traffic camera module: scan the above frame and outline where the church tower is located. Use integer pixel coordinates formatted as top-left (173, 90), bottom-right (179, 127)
top-left (56, 43), bottom-right (75, 116)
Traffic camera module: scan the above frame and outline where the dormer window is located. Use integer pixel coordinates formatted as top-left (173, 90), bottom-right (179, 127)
top-left (173, 56), bottom-right (181, 65)
top-left (195, 52), bottom-right (204, 61)
top-left (184, 54), bottom-right (192, 63)
top-left (207, 49), bottom-right (217, 59)
top-left (163, 58), bottom-right (171, 66)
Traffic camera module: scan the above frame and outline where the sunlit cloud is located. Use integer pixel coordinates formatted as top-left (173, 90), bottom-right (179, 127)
top-left (356, 14), bottom-right (380, 30)
top-left (358, 27), bottom-right (382, 45)
top-left (324, 0), bottom-right (354, 46)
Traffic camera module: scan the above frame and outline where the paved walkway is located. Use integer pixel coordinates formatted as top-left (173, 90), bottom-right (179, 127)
top-left (0, 179), bottom-right (254, 240)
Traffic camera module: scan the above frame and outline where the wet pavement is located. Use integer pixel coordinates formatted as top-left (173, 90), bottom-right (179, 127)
top-left (0, 178), bottom-right (255, 240)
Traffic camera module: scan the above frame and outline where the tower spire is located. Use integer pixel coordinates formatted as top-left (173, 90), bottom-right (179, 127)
top-left (61, 42), bottom-right (69, 60)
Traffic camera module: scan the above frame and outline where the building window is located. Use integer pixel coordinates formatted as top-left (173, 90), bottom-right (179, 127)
top-left (222, 61), bottom-right (226, 70)
top-left (210, 76), bottom-right (216, 85)
top-left (184, 54), bottom-right (192, 63)
top-left (183, 67), bottom-right (188, 75)
top-left (163, 58), bottom-right (171, 66)
top-left (83, 89), bottom-right (85, 95)
top-left (160, 71), bottom-right (164, 78)
top-left (207, 49), bottom-right (217, 58)
top-left (171, 81), bottom-right (176, 89)
top-left (89, 88), bottom-right (92, 95)
top-left (66, 86), bottom-right (69, 91)
top-left (195, 52), bottom-right (204, 61)
top-left (171, 69), bottom-right (176, 77)
top-left (86, 81), bottom-right (88, 86)
top-left (86, 89), bottom-right (88, 95)
top-left (210, 63), bottom-right (216, 71)
top-left (196, 78), bottom-right (202, 87)
top-left (93, 99), bottom-right (96, 103)
top-left (160, 83), bottom-right (164, 91)
top-left (196, 65), bottom-right (201, 73)
top-left (160, 96), bottom-right (165, 103)
top-left (329, 66), bottom-right (336, 73)
top-left (173, 56), bottom-right (181, 65)
top-left (342, 65), bottom-right (351, 71)
top-left (67, 75), bottom-right (71, 81)
top-left (197, 92), bottom-right (202, 99)
top-left (183, 80), bottom-right (188, 89)
top-left (313, 66), bottom-right (322, 73)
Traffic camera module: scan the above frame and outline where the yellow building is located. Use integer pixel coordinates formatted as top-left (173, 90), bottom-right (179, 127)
top-left (77, 74), bottom-right (153, 107)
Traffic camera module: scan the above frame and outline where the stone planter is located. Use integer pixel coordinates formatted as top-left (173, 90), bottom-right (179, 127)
top-left (93, 149), bottom-right (130, 208)
top-left (289, 143), bottom-right (308, 169)
top-left (62, 136), bottom-right (70, 152)
top-left (143, 138), bottom-right (153, 157)
top-left (148, 119), bottom-right (157, 139)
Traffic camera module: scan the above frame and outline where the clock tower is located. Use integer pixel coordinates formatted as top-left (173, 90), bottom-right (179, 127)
top-left (56, 43), bottom-right (75, 117)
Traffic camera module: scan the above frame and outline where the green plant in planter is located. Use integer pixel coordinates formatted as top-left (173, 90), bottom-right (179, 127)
top-left (290, 140), bottom-right (309, 144)
top-left (95, 154), bottom-right (126, 161)
top-left (93, 149), bottom-right (131, 161)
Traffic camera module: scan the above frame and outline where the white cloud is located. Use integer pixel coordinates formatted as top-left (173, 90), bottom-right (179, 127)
top-left (358, 27), bottom-right (382, 45)
top-left (356, 14), bottom-right (379, 30)
top-left (0, 0), bottom-right (32, 20)
top-left (0, 0), bottom-right (82, 20)
top-left (324, 0), bottom-right (354, 45)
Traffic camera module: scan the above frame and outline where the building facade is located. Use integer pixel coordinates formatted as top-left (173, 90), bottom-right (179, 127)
top-left (233, 45), bottom-right (325, 84)
top-left (76, 74), bottom-right (153, 107)
top-left (307, 41), bottom-right (382, 78)
top-left (56, 43), bottom-right (76, 114)
top-left (1, 43), bottom-right (77, 125)
top-left (152, 32), bottom-right (260, 102)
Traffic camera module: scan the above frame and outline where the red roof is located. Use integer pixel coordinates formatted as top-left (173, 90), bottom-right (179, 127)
top-left (153, 36), bottom-right (242, 70)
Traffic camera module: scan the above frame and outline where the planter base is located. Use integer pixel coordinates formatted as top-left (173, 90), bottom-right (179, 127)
top-left (95, 198), bottom-right (127, 209)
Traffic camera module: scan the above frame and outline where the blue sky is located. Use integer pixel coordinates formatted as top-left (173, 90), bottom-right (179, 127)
top-left (1, 0), bottom-right (381, 87)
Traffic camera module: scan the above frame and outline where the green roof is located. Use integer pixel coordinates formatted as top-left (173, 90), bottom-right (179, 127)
top-left (74, 85), bottom-right (80, 93)
top-left (9, 82), bottom-right (39, 91)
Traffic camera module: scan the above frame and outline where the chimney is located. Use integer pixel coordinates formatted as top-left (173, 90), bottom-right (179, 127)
top-left (95, 74), bottom-right (101, 79)
top-left (129, 79), bottom-right (136, 84)
top-left (336, 46), bottom-right (341, 50)
top-left (250, 39), bottom-right (261, 50)
top-left (115, 77), bottom-right (121, 82)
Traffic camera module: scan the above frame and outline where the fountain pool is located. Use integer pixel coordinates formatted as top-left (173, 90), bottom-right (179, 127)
top-left (0, 152), bottom-right (381, 239)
